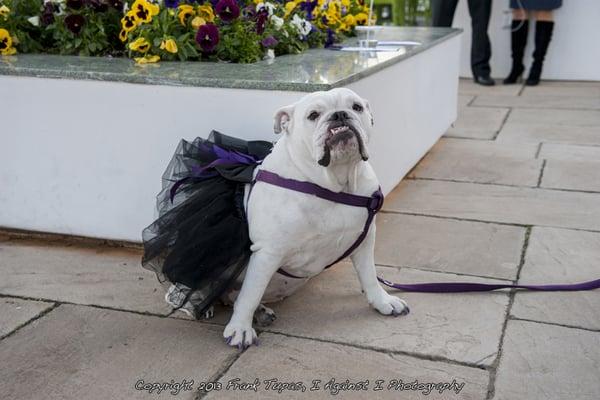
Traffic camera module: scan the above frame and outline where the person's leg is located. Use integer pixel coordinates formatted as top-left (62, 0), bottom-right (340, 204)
top-left (504, 9), bottom-right (529, 84)
top-left (467, 0), bottom-right (494, 84)
top-left (431, 0), bottom-right (460, 27)
top-left (527, 10), bottom-right (555, 86)
top-left (534, 10), bottom-right (554, 21)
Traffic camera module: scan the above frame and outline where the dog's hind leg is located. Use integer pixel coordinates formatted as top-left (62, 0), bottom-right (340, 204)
top-left (253, 304), bottom-right (277, 327)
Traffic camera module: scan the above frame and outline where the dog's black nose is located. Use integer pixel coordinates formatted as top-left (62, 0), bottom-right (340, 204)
top-left (330, 111), bottom-right (349, 121)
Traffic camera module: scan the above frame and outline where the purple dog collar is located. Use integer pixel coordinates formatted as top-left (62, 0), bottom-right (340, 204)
top-left (253, 170), bottom-right (600, 294)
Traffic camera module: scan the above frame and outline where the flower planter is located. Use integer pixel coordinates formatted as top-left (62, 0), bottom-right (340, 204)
top-left (0, 26), bottom-right (461, 241)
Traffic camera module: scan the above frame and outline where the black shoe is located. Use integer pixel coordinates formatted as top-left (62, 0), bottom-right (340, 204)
top-left (474, 74), bottom-right (496, 86)
top-left (526, 21), bottom-right (554, 86)
top-left (504, 64), bottom-right (524, 85)
top-left (504, 20), bottom-right (528, 85)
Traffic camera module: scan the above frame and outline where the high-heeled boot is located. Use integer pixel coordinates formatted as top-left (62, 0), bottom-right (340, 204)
top-left (526, 21), bottom-right (554, 86)
top-left (504, 19), bottom-right (528, 84)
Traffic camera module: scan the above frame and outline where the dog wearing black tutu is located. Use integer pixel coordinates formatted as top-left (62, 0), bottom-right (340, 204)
top-left (142, 88), bottom-right (409, 349)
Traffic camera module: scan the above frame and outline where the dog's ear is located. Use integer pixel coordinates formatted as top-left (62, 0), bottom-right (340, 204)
top-left (364, 100), bottom-right (374, 127)
top-left (273, 105), bottom-right (294, 134)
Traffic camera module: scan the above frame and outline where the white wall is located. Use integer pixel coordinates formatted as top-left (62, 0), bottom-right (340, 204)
top-left (454, 0), bottom-right (600, 81)
top-left (0, 34), bottom-right (460, 242)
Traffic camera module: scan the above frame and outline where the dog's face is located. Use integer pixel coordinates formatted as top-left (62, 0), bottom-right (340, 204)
top-left (274, 88), bottom-right (374, 167)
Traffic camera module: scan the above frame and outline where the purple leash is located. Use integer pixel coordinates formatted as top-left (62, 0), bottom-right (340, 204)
top-left (377, 278), bottom-right (600, 293)
top-left (255, 170), bottom-right (600, 293)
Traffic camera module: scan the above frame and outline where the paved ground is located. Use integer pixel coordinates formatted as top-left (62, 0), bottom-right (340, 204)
top-left (1, 79), bottom-right (599, 400)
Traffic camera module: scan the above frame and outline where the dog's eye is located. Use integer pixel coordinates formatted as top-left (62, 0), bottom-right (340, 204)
top-left (307, 111), bottom-right (320, 121)
top-left (352, 103), bottom-right (364, 112)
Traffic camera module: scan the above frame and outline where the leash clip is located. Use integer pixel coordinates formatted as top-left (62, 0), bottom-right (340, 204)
top-left (368, 189), bottom-right (384, 213)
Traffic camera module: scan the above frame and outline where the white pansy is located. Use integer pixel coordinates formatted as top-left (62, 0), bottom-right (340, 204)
top-left (28, 16), bottom-right (40, 26)
top-left (265, 49), bottom-right (275, 59)
top-left (291, 14), bottom-right (312, 36)
top-left (256, 2), bottom-right (276, 17)
top-left (270, 15), bottom-right (284, 30)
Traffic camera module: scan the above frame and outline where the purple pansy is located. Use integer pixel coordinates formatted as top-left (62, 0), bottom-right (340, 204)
top-left (66, 0), bottom-right (84, 9)
top-left (299, 0), bottom-right (318, 21)
top-left (65, 14), bottom-right (85, 35)
top-left (196, 23), bottom-right (220, 53)
top-left (41, 3), bottom-right (56, 26)
top-left (215, 0), bottom-right (240, 23)
top-left (325, 28), bottom-right (335, 48)
top-left (261, 36), bottom-right (278, 48)
top-left (256, 10), bottom-right (268, 34)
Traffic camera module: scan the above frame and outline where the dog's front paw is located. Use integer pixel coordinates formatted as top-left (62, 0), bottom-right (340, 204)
top-left (372, 293), bottom-right (410, 317)
top-left (223, 322), bottom-right (258, 350)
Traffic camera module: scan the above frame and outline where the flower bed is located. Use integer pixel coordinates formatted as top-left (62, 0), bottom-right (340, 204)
top-left (0, 0), bottom-right (373, 63)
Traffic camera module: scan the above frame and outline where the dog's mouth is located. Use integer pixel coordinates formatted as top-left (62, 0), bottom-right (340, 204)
top-left (318, 122), bottom-right (368, 166)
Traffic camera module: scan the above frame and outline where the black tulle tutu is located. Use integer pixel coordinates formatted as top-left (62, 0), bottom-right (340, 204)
top-left (141, 131), bottom-right (273, 317)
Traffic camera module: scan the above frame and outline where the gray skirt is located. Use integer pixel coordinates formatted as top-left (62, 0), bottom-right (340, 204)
top-left (510, 0), bottom-right (562, 10)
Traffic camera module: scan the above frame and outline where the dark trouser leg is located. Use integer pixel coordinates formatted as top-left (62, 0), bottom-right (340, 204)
top-left (467, 0), bottom-right (492, 77)
top-left (526, 21), bottom-right (555, 86)
top-left (431, 0), bottom-right (459, 27)
top-left (504, 19), bottom-right (529, 84)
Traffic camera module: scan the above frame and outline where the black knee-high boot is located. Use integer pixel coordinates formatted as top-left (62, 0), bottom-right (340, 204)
top-left (526, 21), bottom-right (554, 86)
top-left (504, 19), bottom-right (529, 84)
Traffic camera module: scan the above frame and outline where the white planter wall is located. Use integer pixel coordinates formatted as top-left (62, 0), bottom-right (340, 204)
top-left (0, 34), bottom-right (460, 242)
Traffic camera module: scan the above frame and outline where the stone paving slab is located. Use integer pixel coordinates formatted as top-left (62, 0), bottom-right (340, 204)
top-left (0, 298), bottom-right (54, 338)
top-left (511, 227), bottom-right (600, 330)
top-left (494, 320), bottom-right (600, 400)
top-left (458, 79), bottom-right (522, 96)
top-left (206, 333), bottom-right (489, 400)
top-left (541, 159), bottom-right (600, 192)
top-left (409, 139), bottom-right (542, 186)
top-left (375, 213), bottom-right (524, 280)
top-left (384, 180), bottom-right (600, 231)
top-left (497, 122), bottom-right (600, 145)
top-left (445, 107), bottom-right (509, 140)
top-left (0, 304), bottom-right (236, 400)
top-left (521, 81), bottom-right (600, 98)
top-left (504, 107), bottom-right (600, 126)
top-left (473, 94), bottom-right (600, 110)
top-left (258, 263), bottom-right (509, 366)
top-left (0, 241), bottom-right (171, 315)
top-left (539, 143), bottom-right (600, 162)
top-left (458, 94), bottom-right (475, 108)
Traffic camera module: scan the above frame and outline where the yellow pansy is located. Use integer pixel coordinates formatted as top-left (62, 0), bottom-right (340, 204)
top-left (284, 1), bottom-right (299, 18)
top-left (197, 4), bottom-right (215, 23)
top-left (134, 54), bottom-right (160, 64)
top-left (119, 29), bottom-right (128, 42)
top-left (191, 16), bottom-right (206, 29)
top-left (341, 0), bottom-right (350, 7)
top-left (343, 14), bottom-right (356, 28)
top-left (178, 4), bottom-right (195, 26)
top-left (160, 38), bottom-right (178, 54)
top-left (129, 37), bottom-right (151, 53)
top-left (0, 5), bottom-right (10, 18)
top-left (355, 12), bottom-right (368, 25)
top-left (121, 11), bottom-right (138, 33)
top-left (131, 0), bottom-right (159, 24)
top-left (0, 28), bottom-right (16, 56)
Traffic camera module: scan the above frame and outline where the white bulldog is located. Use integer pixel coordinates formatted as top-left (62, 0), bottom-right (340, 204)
top-left (222, 88), bottom-right (409, 349)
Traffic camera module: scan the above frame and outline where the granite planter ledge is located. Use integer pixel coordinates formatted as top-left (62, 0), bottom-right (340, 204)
top-left (0, 27), bottom-right (462, 242)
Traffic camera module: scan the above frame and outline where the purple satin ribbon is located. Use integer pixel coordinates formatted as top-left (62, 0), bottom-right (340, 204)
top-left (169, 143), bottom-right (261, 203)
